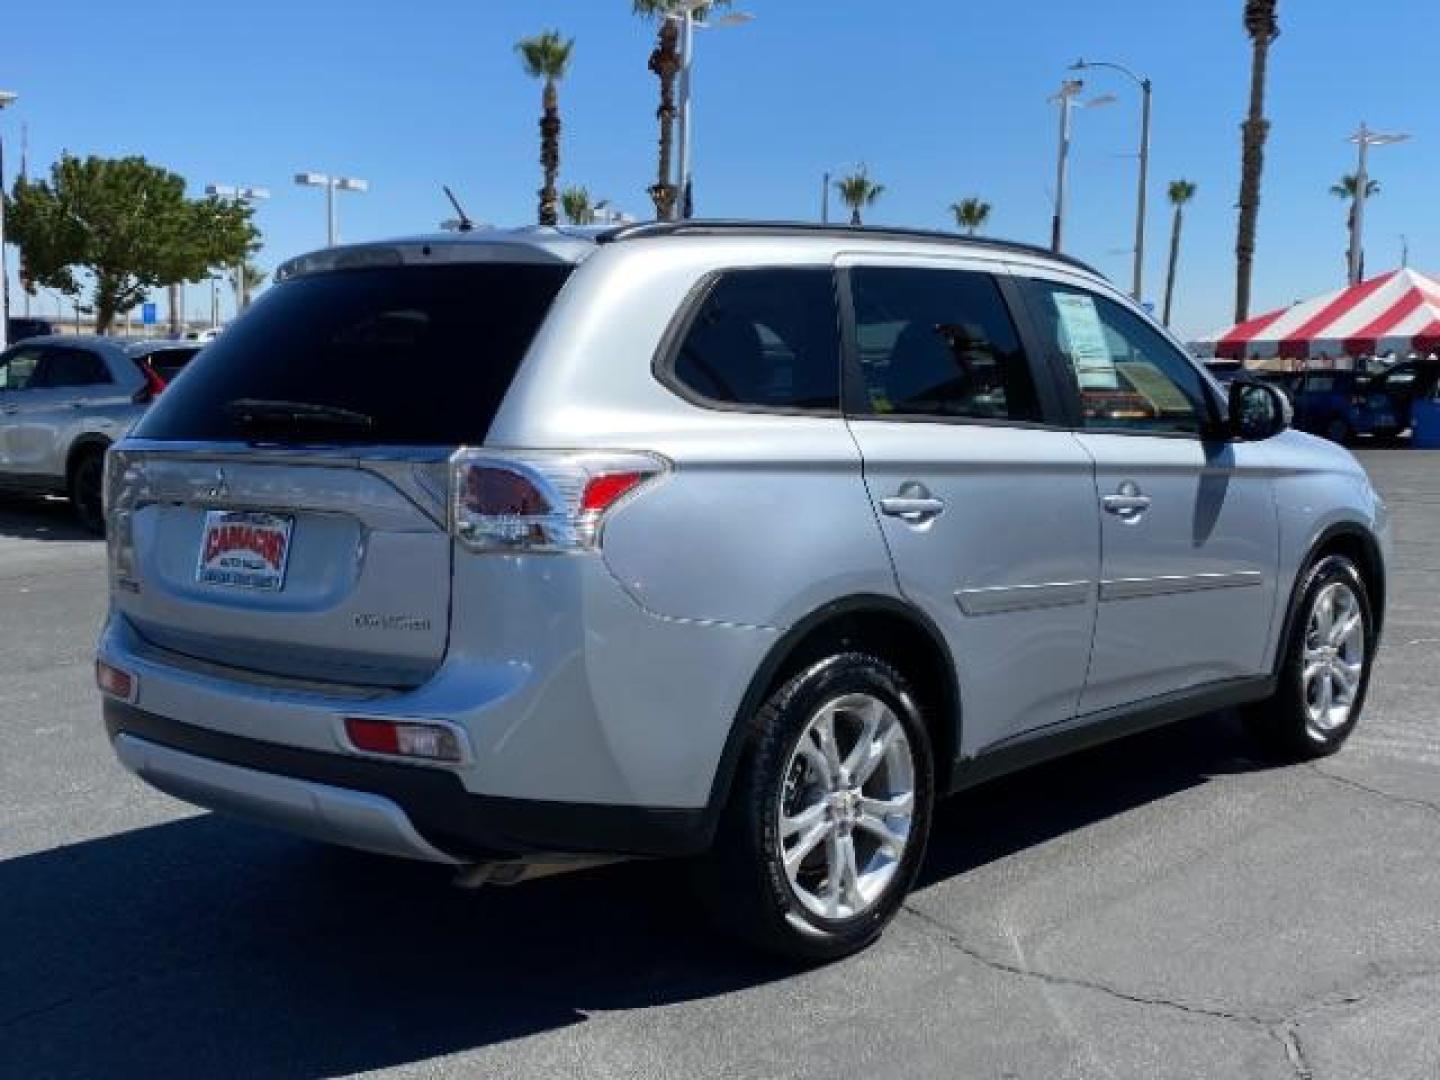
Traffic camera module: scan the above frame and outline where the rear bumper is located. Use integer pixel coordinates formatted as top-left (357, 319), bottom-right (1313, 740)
top-left (104, 700), bottom-right (712, 861)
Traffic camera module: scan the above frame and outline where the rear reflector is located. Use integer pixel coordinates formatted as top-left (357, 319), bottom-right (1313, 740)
top-left (96, 660), bottom-right (137, 703)
top-left (344, 717), bottom-right (463, 763)
top-left (581, 471), bottom-right (649, 514)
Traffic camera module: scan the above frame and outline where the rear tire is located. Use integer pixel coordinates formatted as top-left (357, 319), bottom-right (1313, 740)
top-left (1244, 555), bottom-right (1374, 761)
top-left (694, 653), bottom-right (934, 963)
top-left (69, 450), bottom-right (106, 537)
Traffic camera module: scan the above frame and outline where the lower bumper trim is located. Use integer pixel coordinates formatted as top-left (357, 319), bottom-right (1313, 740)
top-left (104, 701), bottom-right (713, 860)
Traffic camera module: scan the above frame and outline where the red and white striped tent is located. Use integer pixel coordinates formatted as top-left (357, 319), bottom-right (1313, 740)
top-left (1197, 268), bottom-right (1440, 361)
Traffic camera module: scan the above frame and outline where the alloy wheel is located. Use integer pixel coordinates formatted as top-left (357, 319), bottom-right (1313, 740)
top-left (1302, 580), bottom-right (1366, 737)
top-left (776, 693), bottom-right (916, 921)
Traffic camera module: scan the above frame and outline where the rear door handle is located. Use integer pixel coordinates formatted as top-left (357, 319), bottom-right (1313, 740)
top-left (880, 496), bottom-right (946, 522)
top-left (0, 406), bottom-right (17, 416)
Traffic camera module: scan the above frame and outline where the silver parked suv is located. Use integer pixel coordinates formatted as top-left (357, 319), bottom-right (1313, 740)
top-left (0, 336), bottom-right (199, 532)
top-left (97, 223), bottom-right (1388, 960)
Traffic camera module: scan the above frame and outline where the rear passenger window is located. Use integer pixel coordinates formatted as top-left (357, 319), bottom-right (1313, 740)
top-left (36, 348), bottom-right (112, 388)
top-left (669, 268), bottom-right (841, 412)
top-left (849, 267), bottom-right (1040, 422)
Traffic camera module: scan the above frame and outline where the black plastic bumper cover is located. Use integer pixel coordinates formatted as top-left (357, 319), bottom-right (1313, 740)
top-left (104, 701), bottom-right (712, 861)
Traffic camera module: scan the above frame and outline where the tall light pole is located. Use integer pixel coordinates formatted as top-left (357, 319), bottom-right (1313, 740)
top-left (1072, 59), bottom-right (1151, 300)
top-left (1049, 80), bottom-right (1114, 254)
top-left (672, 2), bottom-right (754, 219)
top-left (206, 183), bottom-right (269, 318)
top-left (294, 172), bottom-right (369, 247)
top-left (1346, 124), bottom-right (1409, 286)
top-left (0, 90), bottom-right (18, 352)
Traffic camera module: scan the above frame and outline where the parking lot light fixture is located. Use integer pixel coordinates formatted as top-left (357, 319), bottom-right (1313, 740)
top-left (295, 172), bottom-right (368, 247)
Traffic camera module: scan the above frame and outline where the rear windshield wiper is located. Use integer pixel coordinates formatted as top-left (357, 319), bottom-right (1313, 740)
top-left (223, 398), bottom-right (375, 431)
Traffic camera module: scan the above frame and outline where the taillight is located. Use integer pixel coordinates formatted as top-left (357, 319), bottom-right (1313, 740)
top-left (449, 449), bottom-right (668, 553)
top-left (104, 449), bottom-right (142, 591)
top-left (131, 363), bottom-right (167, 404)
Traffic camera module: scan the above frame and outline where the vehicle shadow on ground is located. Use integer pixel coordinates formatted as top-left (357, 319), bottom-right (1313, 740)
top-left (0, 495), bottom-right (97, 543)
top-left (0, 711), bottom-right (1270, 1078)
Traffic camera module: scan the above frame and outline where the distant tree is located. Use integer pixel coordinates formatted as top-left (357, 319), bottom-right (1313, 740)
top-left (561, 185), bottom-right (594, 226)
top-left (516, 30), bottom-right (576, 227)
top-left (950, 197), bottom-right (992, 236)
top-left (633, 1), bottom-right (731, 220)
top-left (836, 166), bottom-right (884, 226)
top-left (1330, 172), bottom-right (1380, 277)
top-left (1163, 179), bottom-right (1197, 327)
top-left (1235, 0), bottom-right (1280, 322)
top-left (228, 260), bottom-right (268, 311)
top-left (6, 155), bottom-right (256, 334)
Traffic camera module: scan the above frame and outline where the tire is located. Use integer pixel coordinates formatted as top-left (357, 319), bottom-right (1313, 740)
top-left (1323, 417), bottom-right (1352, 444)
top-left (1244, 555), bottom-right (1374, 761)
top-left (69, 450), bottom-right (107, 537)
top-left (694, 652), bottom-right (935, 963)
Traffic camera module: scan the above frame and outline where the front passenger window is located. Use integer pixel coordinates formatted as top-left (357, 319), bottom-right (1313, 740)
top-left (1028, 283), bottom-right (1211, 434)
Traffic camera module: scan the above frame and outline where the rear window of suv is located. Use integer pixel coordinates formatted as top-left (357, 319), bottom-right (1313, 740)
top-left (134, 263), bottom-right (571, 445)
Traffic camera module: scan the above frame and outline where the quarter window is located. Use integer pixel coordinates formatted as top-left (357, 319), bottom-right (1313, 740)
top-left (1028, 282), bottom-right (1211, 434)
top-left (670, 268), bottom-right (841, 412)
top-left (849, 267), bottom-right (1040, 422)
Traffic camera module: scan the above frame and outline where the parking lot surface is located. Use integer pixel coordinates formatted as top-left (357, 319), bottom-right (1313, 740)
top-left (1, 449), bottom-right (1436, 1079)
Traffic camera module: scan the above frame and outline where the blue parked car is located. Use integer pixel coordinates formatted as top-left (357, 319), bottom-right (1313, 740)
top-left (1291, 360), bottom-right (1440, 442)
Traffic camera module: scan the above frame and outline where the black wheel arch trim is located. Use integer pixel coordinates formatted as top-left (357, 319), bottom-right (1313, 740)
top-left (699, 593), bottom-right (962, 845)
top-left (1274, 523), bottom-right (1386, 676)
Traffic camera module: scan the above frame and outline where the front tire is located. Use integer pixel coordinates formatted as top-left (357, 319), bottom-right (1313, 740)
top-left (1244, 555), bottom-right (1374, 761)
top-left (695, 653), bottom-right (935, 962)
top-left (69, 450), bottom-right (106, 537)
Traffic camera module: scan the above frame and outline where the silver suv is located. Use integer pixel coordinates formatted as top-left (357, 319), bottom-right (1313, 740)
top-left (0, 336), bottom-right (199, 532)
top-left (97, 223), bottom-right (1388, 961)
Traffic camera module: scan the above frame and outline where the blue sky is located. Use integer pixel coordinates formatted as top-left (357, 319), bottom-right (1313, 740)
top-left (2, 0), bottom-right (1436, 337)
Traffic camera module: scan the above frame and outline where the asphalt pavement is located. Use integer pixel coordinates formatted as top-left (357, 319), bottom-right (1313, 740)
top-left (1, 449), bottom-right (1436, 1079)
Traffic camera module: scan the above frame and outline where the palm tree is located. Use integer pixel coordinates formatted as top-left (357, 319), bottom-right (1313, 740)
top-left (950, 197), bottom-right (991, 236)
top-left (835, 167), bottom-right (884, 226)
top-left (1330, 173), bottom-right (1380, 277)
top-left (633, 1), bottom-right (729, 221)
top-left (1234, 0), bottom-right (1280, 323)
top-left (561, 186), bottom-right (594, 226)
top-left (228, 261), bottom-right (267, 311)
top-left (516, 30), bottom-right (575, 228)
top-left (1162, 180), bottom-right (1197, 328)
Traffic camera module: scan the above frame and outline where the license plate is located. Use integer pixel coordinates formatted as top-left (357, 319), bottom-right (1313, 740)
top-left (196, 511), bottom-right (295, 591)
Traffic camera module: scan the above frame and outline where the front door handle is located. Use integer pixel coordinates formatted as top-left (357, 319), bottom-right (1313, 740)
top-left (880, 484), bottom-right (946, 523)
top-left (1102, 480), bottom-right (1151, 519)
top-left (0, 405), bottom-right (17, 416)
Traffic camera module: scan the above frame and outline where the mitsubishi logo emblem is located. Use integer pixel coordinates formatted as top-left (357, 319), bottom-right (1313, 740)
top-left (207, 467), bottom-right (230, 500)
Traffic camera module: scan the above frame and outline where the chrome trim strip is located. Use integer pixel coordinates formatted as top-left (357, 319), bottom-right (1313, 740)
top-left (956, 580), bottom-right (1093, 616)
top-left (1100, 570), bottom-right (1263, 602)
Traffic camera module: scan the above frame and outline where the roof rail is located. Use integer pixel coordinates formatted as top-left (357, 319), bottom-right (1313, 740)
top-left (595, 219), bottom-right (1103, 278)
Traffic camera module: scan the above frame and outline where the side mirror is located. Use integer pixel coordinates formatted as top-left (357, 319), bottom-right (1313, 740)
top-left (1228, 379), bottom-right (1292, 441)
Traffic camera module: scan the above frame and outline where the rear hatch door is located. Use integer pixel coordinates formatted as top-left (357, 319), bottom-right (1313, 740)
top-left (110, 249), bottom-right (574, 687)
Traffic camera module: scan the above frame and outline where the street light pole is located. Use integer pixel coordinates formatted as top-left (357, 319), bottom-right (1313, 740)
top-left (672, 4), bottom-right (753, 219)
top-left (0, 90), bottom-right (18, 352)
top-left (1072, 59), bottom-right (1152, 301)
top-left (1346, 124), bottom-right (1409, 286)
top-left (821, 171), bottom-right (830, 224)
top-left (206, 184), bottom-right (269, 319)
top-left (1049, 79), bottom-right (1115, 256)
top-left (295, 172), bottom-right (369, 247)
